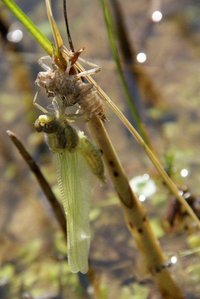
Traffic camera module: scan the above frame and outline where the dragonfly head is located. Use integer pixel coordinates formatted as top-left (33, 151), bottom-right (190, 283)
top-left (34, 114), bottom-right (59, 134)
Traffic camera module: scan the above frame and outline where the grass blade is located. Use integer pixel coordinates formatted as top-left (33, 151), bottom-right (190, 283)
top-left (2, 0), bottom-right (53, 55)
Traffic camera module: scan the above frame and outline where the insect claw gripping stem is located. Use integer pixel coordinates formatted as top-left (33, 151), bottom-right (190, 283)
top-left (33, 91), bottom-right (49, 114)
top-left (73, 67), bottom-right (101, 79)
top-left (38, 56), bottom-right (52, 71)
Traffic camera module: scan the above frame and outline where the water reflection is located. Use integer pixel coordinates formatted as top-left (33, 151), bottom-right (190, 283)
top-left (129, 173), bottom-right (156, 202)
top-left (136, 52), bottom-right (147, 63)
top-left (7, 25), bottom-right (23, 43)
top-left (151, 10), bottom-right (163, 23)
top-left (180, 168), bottom-right (189, 178)
top-left (170, 255), bottom-right (178, 265)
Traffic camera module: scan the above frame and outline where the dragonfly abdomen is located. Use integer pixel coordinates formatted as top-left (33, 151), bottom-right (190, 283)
top-left (76, 81), bottom-right (106, 121)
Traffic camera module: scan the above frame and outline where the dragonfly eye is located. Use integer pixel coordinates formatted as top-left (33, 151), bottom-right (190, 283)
top-left (34, 118), bottom-right (43, 132)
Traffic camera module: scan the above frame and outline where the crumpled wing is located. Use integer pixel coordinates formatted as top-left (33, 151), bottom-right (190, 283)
top-left (55, 150), bottom-right (92, 274)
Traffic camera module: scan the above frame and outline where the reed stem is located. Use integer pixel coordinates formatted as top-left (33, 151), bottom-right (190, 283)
top-left (89, 117), bottom-right (185, 299)
top-left (6, 130), bottom-right (66, 233)
top-left (99, 0), bottom-right (153, 149)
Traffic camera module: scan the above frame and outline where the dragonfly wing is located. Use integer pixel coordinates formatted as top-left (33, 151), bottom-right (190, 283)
top-left (55, 150), bottom-right (92, 274)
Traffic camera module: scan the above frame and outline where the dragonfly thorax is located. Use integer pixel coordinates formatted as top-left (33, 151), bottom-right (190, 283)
top-left (34, 114), bottom-right (79, 152)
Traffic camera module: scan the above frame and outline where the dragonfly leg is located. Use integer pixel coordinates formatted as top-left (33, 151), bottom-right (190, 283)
top-left (72, 67), bottom-right (101, 79)
top-left (52, 97), bottom-right (66, 119)
top-left (66, 112), bottom-right (87, 122)
top-left (38, 56), bottom-right (52, 71)
top-left (33, 91), bottom-right (48, 113)
top-left (78, 56), bottom-right (100, 69)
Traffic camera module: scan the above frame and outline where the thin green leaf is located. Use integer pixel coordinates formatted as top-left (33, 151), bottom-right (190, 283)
top-left (99, 0), bottom-right (149, 141)
top-left (2, 0), bottom-right (53, 55)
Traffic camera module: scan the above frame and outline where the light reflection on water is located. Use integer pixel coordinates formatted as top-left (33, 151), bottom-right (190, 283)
top-left (130, 173), bottom-right (156, 202)
top-left (136, 52), bottom-right (147, 63)
top-left (151, 10), bottom-right (163, 23)
top-left (7, 28), bottom-right (23, 43)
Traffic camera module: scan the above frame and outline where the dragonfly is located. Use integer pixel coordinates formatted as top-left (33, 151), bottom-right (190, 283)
top-left (33, 0), bottom-right (200, 274)
top-left (34, 103), bottom-right (105, 273)
top-left (33, 0), bottom-right (107, 273)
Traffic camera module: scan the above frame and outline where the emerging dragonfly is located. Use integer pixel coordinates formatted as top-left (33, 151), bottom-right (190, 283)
top-left (34, 0), bottom-right (105, 273)
top-left (34, 107), bottom-right (104, 273)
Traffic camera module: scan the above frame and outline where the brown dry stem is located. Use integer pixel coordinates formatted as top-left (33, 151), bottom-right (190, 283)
top-left (88, 117), bottom-right (185, 299)
top-left (6, 130), bottom-right (66, 233)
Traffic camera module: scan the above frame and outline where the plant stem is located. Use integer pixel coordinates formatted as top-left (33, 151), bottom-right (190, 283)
top-left (88, 116), bottom-right (185, 299)
top-left (99, 0), bottom-right (152, 145)
top-left (6, 130), bottom-right (66, 233)
top-left (99, 0), bottom-right (141, 122)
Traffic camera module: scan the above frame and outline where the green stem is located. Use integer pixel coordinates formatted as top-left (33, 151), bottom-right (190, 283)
top-left (99, 0), bottom-right (151, 144)
top-left (2, 0), bottom-right (53, 55)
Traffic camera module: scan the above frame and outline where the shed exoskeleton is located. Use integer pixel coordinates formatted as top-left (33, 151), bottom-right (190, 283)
top-left (35, 49), bottom-right (106, 121)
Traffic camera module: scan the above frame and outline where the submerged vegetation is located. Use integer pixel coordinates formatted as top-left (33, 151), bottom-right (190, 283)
top-left (0, 0), bottom-right (200, 298)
